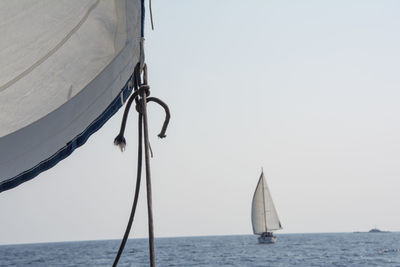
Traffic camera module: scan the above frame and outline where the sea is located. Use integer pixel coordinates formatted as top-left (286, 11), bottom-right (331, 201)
top-left (0, 233), bottom-right (399, 266)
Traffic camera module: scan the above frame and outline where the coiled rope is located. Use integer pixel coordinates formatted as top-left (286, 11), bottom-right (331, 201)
top-left (112, 63), bottom-right (170, 267)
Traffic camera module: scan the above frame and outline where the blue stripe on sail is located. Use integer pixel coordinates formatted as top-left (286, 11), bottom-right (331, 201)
top-left (0, 72), bottom-right (135, 193)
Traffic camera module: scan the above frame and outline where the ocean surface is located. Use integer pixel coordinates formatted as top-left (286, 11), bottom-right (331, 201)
top-left (0, 233), bottom-right (399, 266)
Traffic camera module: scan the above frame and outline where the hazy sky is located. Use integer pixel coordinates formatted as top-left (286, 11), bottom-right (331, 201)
top-left (1, 0), bottom-right (400, 245)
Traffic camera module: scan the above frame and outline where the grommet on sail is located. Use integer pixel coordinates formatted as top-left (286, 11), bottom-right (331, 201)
top-left (0, 0), bottom-right (143, 193)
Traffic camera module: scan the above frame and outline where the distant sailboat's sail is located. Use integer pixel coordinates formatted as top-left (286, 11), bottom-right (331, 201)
top-left (0, 0), bottom-right (143, 193)
top-left (251, 172), bottom-right (282, 234)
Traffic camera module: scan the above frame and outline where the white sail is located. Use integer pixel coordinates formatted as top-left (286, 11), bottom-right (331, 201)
top-left (251, 172), bottom-right (282, 234)
top-left (0, 0), bottom-right (142, 193)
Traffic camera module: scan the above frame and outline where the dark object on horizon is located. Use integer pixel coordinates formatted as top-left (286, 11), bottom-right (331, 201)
top-left (368, 228), bottom-right (389, 233)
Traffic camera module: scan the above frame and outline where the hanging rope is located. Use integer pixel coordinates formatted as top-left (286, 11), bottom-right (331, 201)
top-left (112, 114), bottom-right (143, 267)
top-left (112, 63), bottom-right (170, 267)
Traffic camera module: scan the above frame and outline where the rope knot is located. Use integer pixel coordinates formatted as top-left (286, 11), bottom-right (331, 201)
top-left (135, 85), bottom-right (150, 113)
top-left (138, 84), bottom-right (150, 97)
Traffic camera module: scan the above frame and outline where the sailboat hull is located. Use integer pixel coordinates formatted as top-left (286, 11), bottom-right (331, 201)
top-left (257, 235), bottom-right (276, 244)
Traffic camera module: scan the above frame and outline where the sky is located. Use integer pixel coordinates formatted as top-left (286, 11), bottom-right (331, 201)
top-left (1, 0), bottom-right (400, 245)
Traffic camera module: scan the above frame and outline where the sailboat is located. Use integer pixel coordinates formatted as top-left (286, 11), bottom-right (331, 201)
top-left (251, 170), bottom-right (282, 243)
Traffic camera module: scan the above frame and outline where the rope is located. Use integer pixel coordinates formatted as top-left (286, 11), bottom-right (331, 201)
top-left (149, 0), bottom-right (154, 30)
top-left (114, 90), bottom-right (141, 151)
top-left (147, 97), bottom-right (170, 138)
top-left (112, 63), bottom-right (170, 267)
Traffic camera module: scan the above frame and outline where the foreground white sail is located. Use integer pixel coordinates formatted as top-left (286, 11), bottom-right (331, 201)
top-left (0, 0), bottom-right (142, 193)
top-left (251, 171), bottom-right (282, 243)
